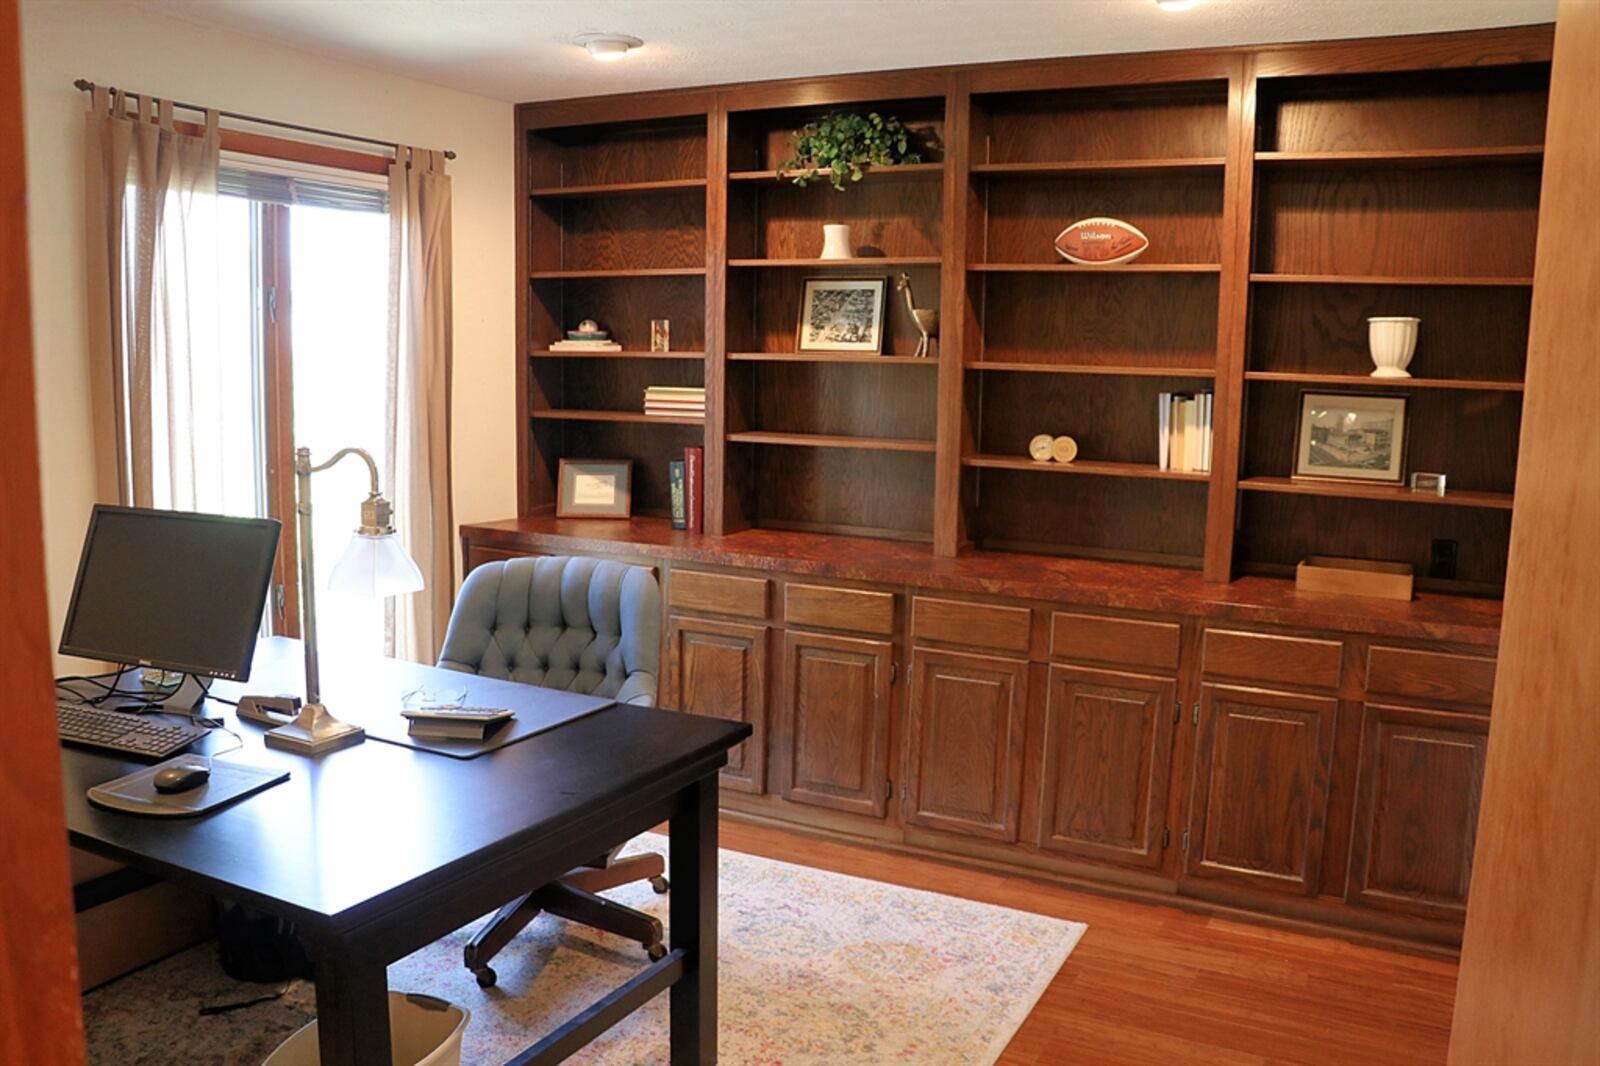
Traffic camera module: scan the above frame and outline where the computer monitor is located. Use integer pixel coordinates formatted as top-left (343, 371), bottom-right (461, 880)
top-left (59, 505), bottom-right (282, 682)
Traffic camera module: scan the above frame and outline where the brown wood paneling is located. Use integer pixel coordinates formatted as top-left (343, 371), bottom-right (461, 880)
top-left (776, 629), bottom-right (893, 817)
top-left (526, 118), bottom-right (708, 188)
top-left (0, 0), bottom-right (86, 1051)
top-left (531, 189), bottom-right (706, 273)
top-left (464, 544), bottom-right (536, 572)
top-left (1202, 628), bottom-right (1343, 689)
top-left (903, 647), bottom-right (1029, 842)
top-left (1049, 611), bottom-right (1182, 672)
top-left (976, 82), bottom-right (1228, 164)
top-left (1366, 646), bottom-right (1497, 707)
top-left (784, 582), bottom-right (895, 635)
top-left (1037, 664), bottom-right (1177, 869)
top-left (1347, 703), bottom-right (1486, 922)
top-left (667, 568), bottom-right (770, 620)
top-left (1452, 8), bottom-right (1600, 1061)
top-left (665, 615), bottom-right (769, 792)
top-left (976, 272), bottom-right (1220, 367)
top-left (912, 595), bottom-right (1031, 653)
top-left (977, 172), bottom-right (1223, 266)
top-left (1186, 684), bottom-right (1339, 895)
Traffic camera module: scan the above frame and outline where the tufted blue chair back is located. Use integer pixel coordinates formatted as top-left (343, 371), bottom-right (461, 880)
top-left (438, 556), bottom-right (659, 706)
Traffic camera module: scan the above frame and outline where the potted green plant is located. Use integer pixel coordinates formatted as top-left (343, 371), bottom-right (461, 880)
top-left (778, 111), bottom-right (924, 190)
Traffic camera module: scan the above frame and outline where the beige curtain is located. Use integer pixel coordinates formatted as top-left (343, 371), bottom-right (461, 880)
top-left (84, 87), bottom-right (221, 509)
top-left (385, 147), bottom-right (454, 662)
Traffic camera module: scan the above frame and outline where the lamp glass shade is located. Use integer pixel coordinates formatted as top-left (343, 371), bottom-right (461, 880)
top-left (327, 531), bottom-right (425, 597)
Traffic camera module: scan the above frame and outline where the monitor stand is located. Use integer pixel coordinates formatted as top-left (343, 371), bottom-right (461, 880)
top-left (157, 673), bottom-right (213, 713)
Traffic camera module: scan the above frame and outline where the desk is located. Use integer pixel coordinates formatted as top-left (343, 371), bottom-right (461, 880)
top-left (60, 637), bottom-right (751, 1065)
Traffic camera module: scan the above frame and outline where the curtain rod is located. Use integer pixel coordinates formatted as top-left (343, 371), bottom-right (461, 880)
top-left (73, 79), bottom-right (457, 161)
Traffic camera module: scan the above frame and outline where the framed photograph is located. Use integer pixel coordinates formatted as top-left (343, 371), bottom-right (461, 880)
top-left (1293, 393), bottom-right (1409, 484)
top-left (795, 276), bottom-right (888, 353)
top-left (556, 459), bottom-right (632, 518)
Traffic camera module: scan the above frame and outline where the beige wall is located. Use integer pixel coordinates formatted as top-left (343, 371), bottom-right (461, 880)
top-left (19, 1), bottom-right (516, 662)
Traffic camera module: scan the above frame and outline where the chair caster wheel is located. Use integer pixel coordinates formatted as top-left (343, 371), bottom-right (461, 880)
top-left (647, 942), bottom-right (667, 961)
top-left (649, 875), bottom-right (670, 894)
top-left (474, 966), bottom-right (497, 988)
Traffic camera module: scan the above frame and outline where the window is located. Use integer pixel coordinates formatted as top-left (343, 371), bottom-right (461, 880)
top-left (214, 156), bottom-right (391, 658)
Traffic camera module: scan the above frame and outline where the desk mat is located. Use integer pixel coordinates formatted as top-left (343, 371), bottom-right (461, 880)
top-left (350, 698), bottom-right (615, 760)
top-left (87, 755), bottom-right (289, 818)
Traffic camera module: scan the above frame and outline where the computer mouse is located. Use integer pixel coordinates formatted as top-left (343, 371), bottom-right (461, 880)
top-left (153, 764), bottom-right (210, 794)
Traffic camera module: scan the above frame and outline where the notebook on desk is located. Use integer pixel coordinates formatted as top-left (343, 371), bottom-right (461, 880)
top-left (352, 695), bottom-right (615, 760)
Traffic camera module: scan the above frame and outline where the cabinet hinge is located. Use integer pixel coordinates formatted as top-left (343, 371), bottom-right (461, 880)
top-left (1162, 826), bottom-right (1171, 849)
top-left (900, 782), bottom-right (908, 800)
top-left (1181, 828), bottom-right (1191, 852)
top-left (1192, 701), bottom-right (1200, 726)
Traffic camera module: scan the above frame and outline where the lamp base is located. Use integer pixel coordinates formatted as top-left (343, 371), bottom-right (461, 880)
top-left (264, 701), bottom-right (366, 754)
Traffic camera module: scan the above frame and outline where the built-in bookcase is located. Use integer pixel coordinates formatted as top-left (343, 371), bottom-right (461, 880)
top-left (1233, 63), bottom-right (1547, 592)
top-left (513, 30), bottom-right (1552, 596)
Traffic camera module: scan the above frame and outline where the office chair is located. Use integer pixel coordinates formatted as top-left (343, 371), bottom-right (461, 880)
top-left (438, 555), bottom-right (668, 988)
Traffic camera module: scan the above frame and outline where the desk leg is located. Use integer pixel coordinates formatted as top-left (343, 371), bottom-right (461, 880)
top-left (313, 942), bottom-right (392, 1066)
top-left (670, 774), bottom-right (718, 1065)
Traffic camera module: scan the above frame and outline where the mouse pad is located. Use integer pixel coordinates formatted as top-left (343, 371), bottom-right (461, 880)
top-left (87, 755), bottom-right (289, 818)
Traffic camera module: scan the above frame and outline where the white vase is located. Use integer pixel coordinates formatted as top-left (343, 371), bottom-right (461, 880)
top-left (1368, 316), bottom-right (1420, 378)
top-left (819, 223), bottom-right (853, 260)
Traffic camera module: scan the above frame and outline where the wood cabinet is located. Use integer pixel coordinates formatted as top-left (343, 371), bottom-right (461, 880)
top-left (775, 629), bottom-right (893, 818)
top-left (1186, 684), bottom-right (1339, 895)
top-left (1346, 703), bottom-right (1488, 922)
top-left (902, 647), bottom-right (1028, 842)
top-left (664, 615), bottom-right (769, 793)
top-left (1036, 664), bottom-right (1176, 870)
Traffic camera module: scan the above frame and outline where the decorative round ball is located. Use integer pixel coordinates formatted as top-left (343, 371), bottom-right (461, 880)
top-left (577, 318), bottom-right (600, 333)
top-left (1051, 435), bottom-right (1079, 463)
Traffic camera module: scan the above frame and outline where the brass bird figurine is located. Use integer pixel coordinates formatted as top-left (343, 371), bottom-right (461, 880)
top-left (896, 273), bottom-right (939, 358)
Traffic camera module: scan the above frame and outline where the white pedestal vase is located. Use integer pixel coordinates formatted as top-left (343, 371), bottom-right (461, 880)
top-left (1368, 316), bottom-right (1420, 378)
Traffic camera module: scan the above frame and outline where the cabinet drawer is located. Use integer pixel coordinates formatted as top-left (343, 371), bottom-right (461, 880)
top-left (1367, 646), bottom-right (1497, 708)
top-left (785, 583), bottom-right (894, 636)
top-left (912, 596), bottom-right (1031, 653)
top-left (1050, 611), bottom-right (1181, 672)
top-left (668, 569), bottom-right (770, 620)
top-left (1203, 628), bottom-right (1342, 690)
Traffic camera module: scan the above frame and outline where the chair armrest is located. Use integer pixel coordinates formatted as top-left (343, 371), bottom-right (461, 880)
top-left (616, 671), bottom-right (657, 707)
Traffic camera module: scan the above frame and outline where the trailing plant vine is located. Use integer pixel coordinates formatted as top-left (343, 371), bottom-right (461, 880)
top-left (778, 112), bottom-right (923, 190)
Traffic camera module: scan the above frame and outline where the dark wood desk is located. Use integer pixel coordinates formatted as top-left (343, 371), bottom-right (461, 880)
top-left (60, 638), bottom-right (751, 1065)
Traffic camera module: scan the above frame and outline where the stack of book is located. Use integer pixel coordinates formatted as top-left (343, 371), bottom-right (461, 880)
top-left (549, 337), bottom-right (622, 352)
top-left (1158, 391), bottom-right (1213, 473)
top-left (644, 386), bottom-right (705, 418)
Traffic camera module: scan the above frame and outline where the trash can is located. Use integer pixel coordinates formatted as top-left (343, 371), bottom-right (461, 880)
top-left (262, 992), bottom-right (469, 1066)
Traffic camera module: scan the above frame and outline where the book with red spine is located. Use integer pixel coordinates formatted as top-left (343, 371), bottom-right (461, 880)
top-left (684, 445), bottom-right (704, 534)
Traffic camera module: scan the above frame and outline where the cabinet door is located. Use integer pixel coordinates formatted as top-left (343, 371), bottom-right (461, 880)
top-left (1186, 684), bottom-right (1339, 895)
top-left (1347, 703), bottom-right (1488, 922)
top-left (1037, 664), bottom-right (1176, 869)
top-left (777, 629), bottom-right (893, 818)
top-left (903, 647), bottom-right (1029, 842)
top-left (665, 615), bottom-right (768, 794)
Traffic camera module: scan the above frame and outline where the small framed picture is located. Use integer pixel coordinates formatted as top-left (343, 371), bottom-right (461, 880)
top-left (556, 459), bottom-right (632, 518)
top-left (795, 276), bottom-right (888, 353)
top-left (1293, 392), bottom-right (1409, 484)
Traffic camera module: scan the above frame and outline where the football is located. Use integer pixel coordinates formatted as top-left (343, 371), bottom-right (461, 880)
top-left (1054, 217), bottom-right (1150, 265)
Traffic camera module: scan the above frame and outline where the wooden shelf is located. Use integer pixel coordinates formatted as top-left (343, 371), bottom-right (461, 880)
top-left (1239, 477), bottom-right (1514, 510)
top-left (533, 409), bottom-right (704, 427)
top-left (529, 177), bottom-right (707, 198)
top-left (1255, 146), bottom-right (1543, 168)
top-left (965, 455), bottom-right (1209, 481)
top-left (967, 361), bottom-right (1215, 378)
top-left (728, 162), bottom-right (945, 183)
top-left (728, 257), bottom-right (942, 268)
top-left (728, 352), bottom-right (936, 365)
top-left (1245, 371), bottom-right (1524, 391)
top-left (972, 262), bottom-right (1222, 274)
top-left (532, 349), bottom-right (706, 361)
top-left (1249, 273), bottom-right (1534, 287)
top-left (727, 431), bottom-right (935, 453)
top-left (972, 157), bottom-right (1227, 177)
top-left (530, 267), bottom-right (706, 280)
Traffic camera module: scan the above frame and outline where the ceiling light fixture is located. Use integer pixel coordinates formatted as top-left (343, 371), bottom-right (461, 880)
top-left (1155, 0), bottom-right (1204, 10)
top-left (574, 32), bottom-right (644, 62)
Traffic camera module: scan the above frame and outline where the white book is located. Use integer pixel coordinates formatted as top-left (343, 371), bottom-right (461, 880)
top-left (1157, 392), bottom-right (1171, 471)
top-left (1172, 397), bottom-right (1188, 472)
top-left (1185, 397), bottom-right (1200, 472)
top-left (1200, 393), bottom-right (1212, 472)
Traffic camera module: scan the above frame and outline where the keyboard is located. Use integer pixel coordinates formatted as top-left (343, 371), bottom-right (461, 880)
top-left (57, 698), bottom-right (210, 759)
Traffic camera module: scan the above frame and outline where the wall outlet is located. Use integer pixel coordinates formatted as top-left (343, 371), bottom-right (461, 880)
top-left (1429, 539), bottom-right (1459, 580)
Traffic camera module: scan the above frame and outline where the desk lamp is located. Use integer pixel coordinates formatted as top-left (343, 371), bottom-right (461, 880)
top-left (263, 446), bottom-right (424, 754)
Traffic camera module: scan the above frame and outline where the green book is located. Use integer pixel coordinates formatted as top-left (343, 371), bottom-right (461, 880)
top-left (669, 460), bottom-right (687, 529)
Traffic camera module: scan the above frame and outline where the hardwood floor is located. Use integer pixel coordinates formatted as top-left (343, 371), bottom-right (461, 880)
top-left (717, 820), bottom-right (1458, 1066)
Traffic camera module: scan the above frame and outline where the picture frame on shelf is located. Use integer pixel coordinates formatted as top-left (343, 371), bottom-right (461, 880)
top-left (795, 275), bottom-right (889, 353)
top-left (1292, 392), bottom-right (1409, 484)
top-left (556, 459), bottom-right (633, 519)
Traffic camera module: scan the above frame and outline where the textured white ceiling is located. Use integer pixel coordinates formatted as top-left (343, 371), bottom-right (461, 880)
top-left (108, 0), bottom-right (1555, 103)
